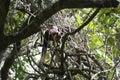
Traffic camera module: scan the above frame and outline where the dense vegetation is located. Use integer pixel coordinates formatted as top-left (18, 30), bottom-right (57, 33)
top-left (0, 0), bottom-right (120, 80)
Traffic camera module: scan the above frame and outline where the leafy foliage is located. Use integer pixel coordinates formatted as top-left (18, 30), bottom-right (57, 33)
top-left (0, 0), bottom-right (120, 80)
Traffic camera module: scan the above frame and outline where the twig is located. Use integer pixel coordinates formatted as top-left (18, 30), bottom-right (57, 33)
top-left (60, 8), bottom-right (101, 72)
top-left (91, 58), bottom-right (120, 80)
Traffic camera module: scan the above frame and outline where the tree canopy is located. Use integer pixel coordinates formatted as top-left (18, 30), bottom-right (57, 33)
top-left (0, 0), bottom-right (120, 80)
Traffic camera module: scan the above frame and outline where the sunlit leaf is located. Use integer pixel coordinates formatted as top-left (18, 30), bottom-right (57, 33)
top-left (75, 13), bottom-right (83, 26)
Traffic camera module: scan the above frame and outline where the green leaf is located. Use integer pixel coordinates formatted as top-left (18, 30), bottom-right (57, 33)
top-left (106, 57), bottom-right (114, 66)
top-left (108, 70), bottom-right (114, 79)
top-left (75, 13), bottom-right (82, 26)
top-left (89, 34), bottom-right (103, 49)
top-left (107, 37), bottom-right (115, 46)
top-left (89, 42), bottom-right (96, 49)
top-left (104, 27), bottom-right (110, 34)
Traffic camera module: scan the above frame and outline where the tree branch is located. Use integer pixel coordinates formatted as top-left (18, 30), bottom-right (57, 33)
top-left (5, 0), bottom-right (119, 45)
top-left (60, 8), bottom-right (101, 71)
top-left (0, 0), bottom-right (119, 52)
top-left (60, 0), bottom-right (119, 8)
top-left (0, 0), bottom-right (10, 35)
top-left (1, 44), bottom-right (18, 80)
